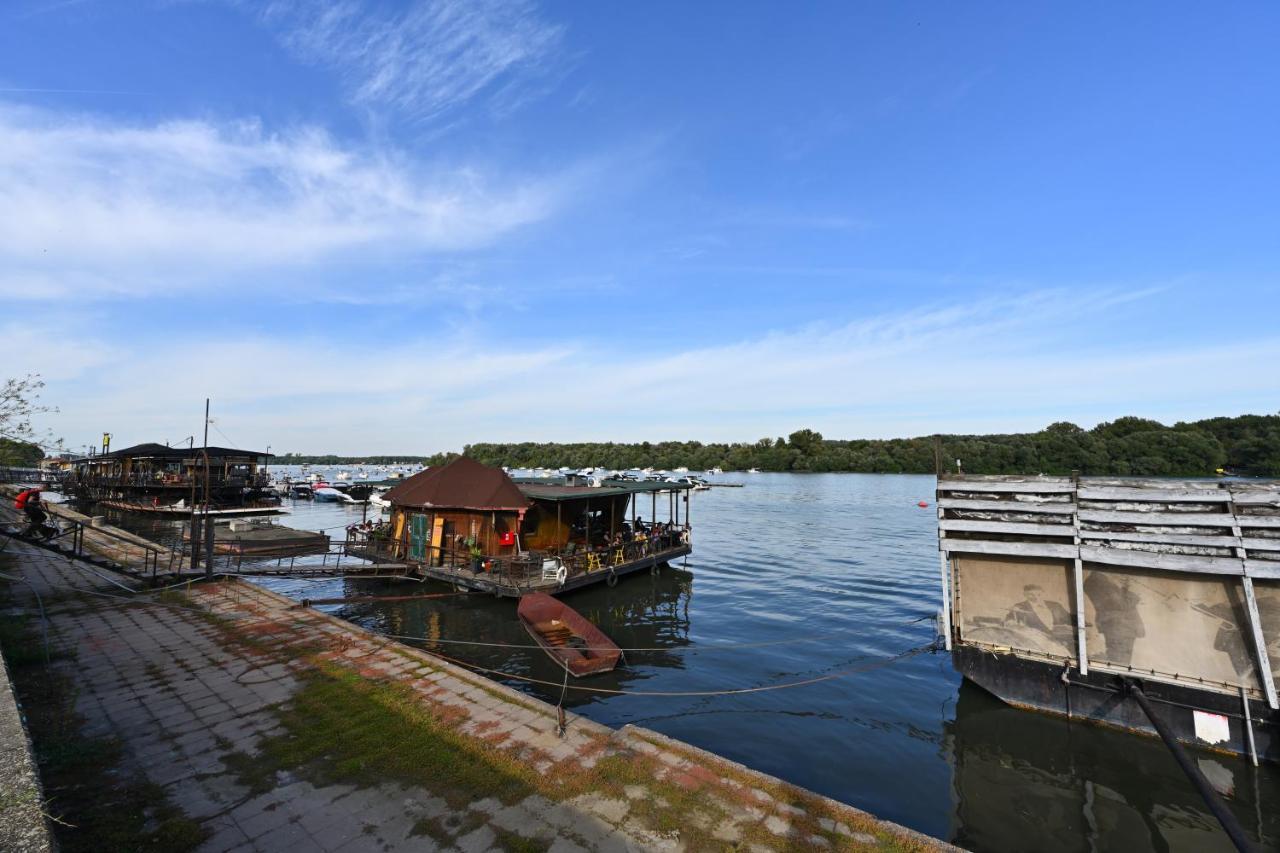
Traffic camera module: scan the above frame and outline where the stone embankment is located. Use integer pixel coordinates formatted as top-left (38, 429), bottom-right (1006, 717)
top-left (0, 538), bottom-right (952, 852)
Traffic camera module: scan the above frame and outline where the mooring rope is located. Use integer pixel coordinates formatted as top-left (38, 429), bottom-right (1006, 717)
top-left (2, 543), bottom-right (941, 699)
top-left (380, 613), bottom-right (934, 655)
top-left (424, 643), bottom-right (938, 698)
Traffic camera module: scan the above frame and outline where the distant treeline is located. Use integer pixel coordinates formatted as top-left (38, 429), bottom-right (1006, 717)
top-left (273, 414), bottom-right (1280, 477)
top-left (0, 438), bottom-right (42, 467)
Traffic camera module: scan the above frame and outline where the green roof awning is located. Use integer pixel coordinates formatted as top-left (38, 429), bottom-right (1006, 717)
top-left (516, 480), bottom-right (692, 503)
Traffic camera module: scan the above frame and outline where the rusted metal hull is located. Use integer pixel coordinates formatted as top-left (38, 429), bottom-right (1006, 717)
top-left (954, 645), bottom-right (1280, 764)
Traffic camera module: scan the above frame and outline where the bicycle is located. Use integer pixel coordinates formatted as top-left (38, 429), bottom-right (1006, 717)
top-left (19, 511), bottom-right (62, 543)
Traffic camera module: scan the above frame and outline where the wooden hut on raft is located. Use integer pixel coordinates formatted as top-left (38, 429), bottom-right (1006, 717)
top-left (368, 457), bottom-right (693, 596)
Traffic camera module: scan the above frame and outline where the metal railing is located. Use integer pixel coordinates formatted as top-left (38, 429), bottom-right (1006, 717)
top-left (0, 467), bottom-right (68, 487)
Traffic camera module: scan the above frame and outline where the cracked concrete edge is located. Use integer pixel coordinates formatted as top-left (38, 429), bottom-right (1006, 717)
top-left (0, 633), bottom-right (56, 853)
top-left (617, 725), bottom-right (960, 852)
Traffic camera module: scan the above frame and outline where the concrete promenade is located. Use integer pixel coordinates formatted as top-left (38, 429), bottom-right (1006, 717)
top-left (0, 540), bottom-right (950, 852)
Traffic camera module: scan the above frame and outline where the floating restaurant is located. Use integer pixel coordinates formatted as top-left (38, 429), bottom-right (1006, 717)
top-left (938, 474), bottom-right (1280, 764)
top-left (353, 456), bottom-right (692, 596)
top-left (68, 442), bottom-right (281, 513)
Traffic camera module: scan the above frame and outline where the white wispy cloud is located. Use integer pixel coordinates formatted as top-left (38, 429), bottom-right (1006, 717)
top-left (17, 289), bottom-right (1280, 453)
top-left (0, 103), bottom-right (572, 299)
top-left (258, 0), bottom-right (564, 121)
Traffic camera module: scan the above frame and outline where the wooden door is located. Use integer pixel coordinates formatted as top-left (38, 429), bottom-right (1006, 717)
top-left (409, 514), bottom-right (427, 561)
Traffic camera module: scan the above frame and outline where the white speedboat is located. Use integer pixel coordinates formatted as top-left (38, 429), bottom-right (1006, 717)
top-left (313, 486), bottom-right (353, 503)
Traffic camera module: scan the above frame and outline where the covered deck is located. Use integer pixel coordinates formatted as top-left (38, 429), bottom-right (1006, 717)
top-left (69, 442), bottom-right (275, 509)
top-left (355, 469), bottom-right (694, 596)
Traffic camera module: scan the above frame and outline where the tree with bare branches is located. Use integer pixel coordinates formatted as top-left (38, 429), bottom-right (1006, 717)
top-left (0, 374), bottom-right (57, 466)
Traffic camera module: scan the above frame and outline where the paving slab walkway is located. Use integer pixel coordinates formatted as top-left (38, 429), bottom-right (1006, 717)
top-left (0, 540), bottom-right (950, 852)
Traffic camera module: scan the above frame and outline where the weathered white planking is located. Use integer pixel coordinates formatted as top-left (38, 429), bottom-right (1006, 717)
top-left (1236, 516), bottom-right (1280, 529)
top-left (1078, 486), bottom-right (1231, 502)
top-left (1078, 530), bottom-right (1239, 548)
top-left (1231, 491), bottom-right (1280, 506)
top-left (940, 519), bottom-right (1074, 537)
top-left (1078, 544), bottom-right (1244, 576)
top-left (943, 539), bottom-right (1077, 559)
top-left (939, 477), bottom-right (1280, 578)
top-left (1248, 562), bottom-right (1280, 580)
top-left (938, 481), bottom-right (1076, 494)
top-left (1080, 478), bottom-right (1228, 489)
top-left (1077, 509), bottom-right (1236, 527)
top-left (938, 499), bottom-right (1076, 514)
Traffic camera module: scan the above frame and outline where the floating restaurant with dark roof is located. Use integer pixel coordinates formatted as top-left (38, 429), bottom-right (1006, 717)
top-left (69, 442), bottom-right (278, 512)
top-left (360, 457), bottom-right (693, 596)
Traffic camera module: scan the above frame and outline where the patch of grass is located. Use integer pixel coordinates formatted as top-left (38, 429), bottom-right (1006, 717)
top-left (222, 749), bottom-right (278, 796)
top-left (495, 827), bottom-right (551, 853)
top-left (0, 613), bottom-right (50, 667)
top-left (411, 810), bottom-right (486, 845)
top-left (244, 663), bottom-right (540, 810)
top-left (409, 814), bottom-right (452, 845)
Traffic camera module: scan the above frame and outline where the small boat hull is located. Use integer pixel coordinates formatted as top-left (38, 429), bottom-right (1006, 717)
top-left (517, 592), bottom-right (621, 677)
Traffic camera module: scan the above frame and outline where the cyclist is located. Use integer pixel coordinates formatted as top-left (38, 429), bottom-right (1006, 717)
top-left (15, 485), bottom-right (53, 540)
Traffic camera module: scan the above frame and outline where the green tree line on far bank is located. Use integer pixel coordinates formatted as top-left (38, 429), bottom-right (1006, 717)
top-left (0, 437), bottom-right (43, 467)
top-left (272, 413), bottom-right (1280, 477)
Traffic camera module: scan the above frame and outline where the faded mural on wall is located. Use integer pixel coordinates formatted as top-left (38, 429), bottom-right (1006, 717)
top-left (954, 553), bottom-right (1280, 695)
top-left (954, 555), bottom-right (1076, 660)
top-left (1082, 566), bottom-right (1262, 691)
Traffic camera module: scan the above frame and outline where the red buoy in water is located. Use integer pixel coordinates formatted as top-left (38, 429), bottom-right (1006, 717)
top-left (917, 500), bottom-right (929, 508)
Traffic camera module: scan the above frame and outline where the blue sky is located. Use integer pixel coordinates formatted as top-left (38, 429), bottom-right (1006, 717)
top-left (2, 1), bottom-right (1278, 455)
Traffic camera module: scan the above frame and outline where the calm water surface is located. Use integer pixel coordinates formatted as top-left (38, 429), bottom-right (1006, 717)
top-left (104, 472), bottom-right (1280, 851)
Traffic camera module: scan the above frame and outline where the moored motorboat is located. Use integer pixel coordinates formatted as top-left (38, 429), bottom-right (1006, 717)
top-left (517, 593), bottom-right (622, 677)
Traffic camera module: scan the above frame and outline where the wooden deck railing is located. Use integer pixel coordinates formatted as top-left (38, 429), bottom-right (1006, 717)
top-left (347, 526), bottom-right (692, 590)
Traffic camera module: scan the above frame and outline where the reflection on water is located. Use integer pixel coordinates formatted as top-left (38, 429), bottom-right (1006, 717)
top-left (302, 567), bottom-right (695, 711)
top-left (947, 681), bottom-right (1277, 851)
top-left (98, 471), bottom-right (1280, 850)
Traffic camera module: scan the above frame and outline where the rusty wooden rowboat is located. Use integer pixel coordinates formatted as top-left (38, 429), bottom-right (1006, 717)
top-left (516, 592), bottom-right (622, 677)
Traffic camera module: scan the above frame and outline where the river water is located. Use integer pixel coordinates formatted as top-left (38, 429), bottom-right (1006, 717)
top-left (101, 471), bottom-right (1279, 850)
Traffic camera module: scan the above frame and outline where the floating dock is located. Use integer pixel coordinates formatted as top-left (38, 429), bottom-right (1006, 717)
top-left (182, 521), bottom-right (329, 556)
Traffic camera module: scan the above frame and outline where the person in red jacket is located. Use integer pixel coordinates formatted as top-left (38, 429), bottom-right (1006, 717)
top-left (14, 486), bottom-right (52, 539)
